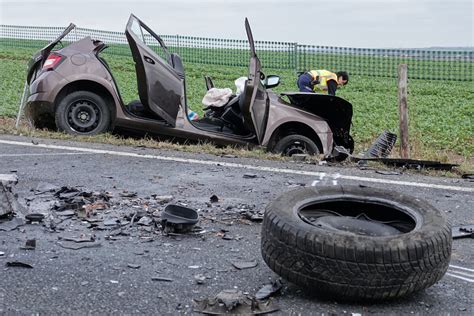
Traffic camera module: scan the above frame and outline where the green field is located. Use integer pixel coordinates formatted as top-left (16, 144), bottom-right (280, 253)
top-left (0, 46), bottom-right (473, 161)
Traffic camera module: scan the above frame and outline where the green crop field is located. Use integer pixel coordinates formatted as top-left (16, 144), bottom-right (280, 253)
top-left (0, 45), bottom-right (473, 162)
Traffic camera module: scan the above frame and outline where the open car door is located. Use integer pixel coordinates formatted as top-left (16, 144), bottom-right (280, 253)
top-left (240, 18), bottom-right (269, 144)
top-left (125, 14), bottom-right (183, 126)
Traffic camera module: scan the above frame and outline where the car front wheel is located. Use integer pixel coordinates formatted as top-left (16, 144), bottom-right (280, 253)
top-left (55, 91), bottom-right (111, 135)
top-left (272, 134), bottom-right (320, 156)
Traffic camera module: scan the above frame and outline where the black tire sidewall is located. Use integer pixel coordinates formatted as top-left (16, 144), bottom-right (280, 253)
top-left (55, 91), bottom-right (111, 135)
top-left (261, 185), bottom-right (452, 300)
top-left (273, 135), bottom-right (320, 156)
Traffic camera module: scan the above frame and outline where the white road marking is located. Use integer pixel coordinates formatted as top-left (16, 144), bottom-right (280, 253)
top-left (449, 264), bottom-right (474, 272)
top-left (0, 139), bottom-right (473, 193)
top-left (445, 273), bottom-right (474, 283)
top-left (0, 152), bottom-right (93, 157)
top-left (447, 270), bottom-right (474, 278)
top-left (446, 265), bottom-right (474, 283)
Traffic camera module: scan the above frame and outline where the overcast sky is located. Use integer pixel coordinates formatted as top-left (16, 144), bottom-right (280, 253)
top-left (1, 0), bottom-right (472, 48)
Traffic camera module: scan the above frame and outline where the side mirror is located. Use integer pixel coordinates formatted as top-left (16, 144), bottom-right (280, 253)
top-left (264, 75), bottom-right (280, 89)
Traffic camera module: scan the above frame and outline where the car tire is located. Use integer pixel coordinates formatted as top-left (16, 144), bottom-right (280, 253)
top-left (55, 91), bottom-right (111, 135)
top-left (273, 135), bottom-right (320, 156)
top-left (261, 185), bottom-right (451, 301)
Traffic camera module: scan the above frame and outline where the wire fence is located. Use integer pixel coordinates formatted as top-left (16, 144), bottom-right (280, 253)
top-left (1, 24), bottom-right (473, 81)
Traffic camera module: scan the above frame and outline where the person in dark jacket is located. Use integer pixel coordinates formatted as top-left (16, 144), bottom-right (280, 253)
top-left (297, 70), bottom-right (349, 95)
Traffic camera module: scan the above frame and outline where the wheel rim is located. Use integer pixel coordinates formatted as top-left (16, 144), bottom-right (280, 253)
top-left (66, 100), bottom-right (102, 133)
top-left (298, 199), bottom-right (417, 237)
top-left (284, 141), bottom-right (311, 156)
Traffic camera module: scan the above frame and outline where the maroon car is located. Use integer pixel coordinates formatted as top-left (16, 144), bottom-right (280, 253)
top-left (24, 14), bottom-right (353, 157)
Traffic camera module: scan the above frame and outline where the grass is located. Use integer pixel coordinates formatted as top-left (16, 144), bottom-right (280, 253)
top-left (0, 45), bottom-right (473, 169)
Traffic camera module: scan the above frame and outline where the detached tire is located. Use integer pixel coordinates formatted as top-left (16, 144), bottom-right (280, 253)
top-left (261, 186), bottom-right (451, 301)
top-left (55, 91), bottom-right (111, 135)
top-left (273, 135), bottom-right (320, 156)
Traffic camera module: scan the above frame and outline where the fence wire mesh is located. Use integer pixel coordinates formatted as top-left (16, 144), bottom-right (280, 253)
top-left (1, 24), bottom-right (472, 81)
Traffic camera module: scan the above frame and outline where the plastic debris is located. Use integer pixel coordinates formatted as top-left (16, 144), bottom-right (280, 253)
top-left (232, 260), bottom-right (258, 270)
top-left (194, 289), bottom-right (279, 315)
top-left (6, 261), bottom-right (33, 268)
top-left (151, 276), bottom-right (174, 282)
top-left (363, 130), bottom-right (397, 158)
top-left (20, 239), bottom-right (36, 250)
top-left (255, 280), bottom-right (283, 300)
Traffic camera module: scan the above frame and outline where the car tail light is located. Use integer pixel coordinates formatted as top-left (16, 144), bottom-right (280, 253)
top-left (42, 53), bottom-right (64, 70)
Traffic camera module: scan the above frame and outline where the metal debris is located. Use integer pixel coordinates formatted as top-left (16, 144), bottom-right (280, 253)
top-left (6, 261), bottom-right (33, 268)
top-left (452, 224), bottom-right (474, 239)
top-left (356, 157), bottom-right (458, 171)
top-left (375, 170), bottom-right (402, 176)
top-left (57, 241), bottom-right (101, 250)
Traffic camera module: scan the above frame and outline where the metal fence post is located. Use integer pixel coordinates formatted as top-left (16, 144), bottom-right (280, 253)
top-left (293, 42), bottom-right (298, 72)
top-left (398, 64), bottom-right (409, 159)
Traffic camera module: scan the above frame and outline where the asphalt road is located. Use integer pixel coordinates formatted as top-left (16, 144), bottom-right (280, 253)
top-left (0, 134), bottom-right (473, 315)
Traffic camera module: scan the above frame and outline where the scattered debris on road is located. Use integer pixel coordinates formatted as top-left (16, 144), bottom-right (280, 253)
top-left (1, 174), bottom-right (23, 218)
top-left (0, 217), bottom-right (25, 231)
top-left (452, 224), bottom-right (474, 239)
top-left (161, 204), bottom-right (199, 234)
top-left (210, 194), bottom-right (219, 203)
top-left (151, 276), bottom-right (174, 282)
top-left (20, 239), bottom-right (36, 250)
top-left (462, 174), bottom-right (474, 182)
top-left (243, 173), bottom-right (258, 179)
top-left (231, 260), bottom-right (258, 270)
top-left (194, 289), bottom-right (279, 315)
top-left (194, 274), bottom-right (207, 285)
top-left (6, 261), bottom-right (34, 268)
top-left (375, 170), bottom-right (402, 176)
top-left (57, 241), bottom-right (102, 250)
top-left (25, 213), bottom-right (45, 223)
top-left (255, 280), bottom-right (283, 300)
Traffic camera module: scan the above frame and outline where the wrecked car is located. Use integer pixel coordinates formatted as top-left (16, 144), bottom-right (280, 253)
top-left (24, 14), bottom-right (354, 157)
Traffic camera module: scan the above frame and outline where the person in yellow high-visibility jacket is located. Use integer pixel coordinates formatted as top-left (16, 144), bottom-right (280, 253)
top-left (297, 70), bottom-right (349, 95)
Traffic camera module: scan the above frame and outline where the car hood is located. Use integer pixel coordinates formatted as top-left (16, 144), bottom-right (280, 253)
top-left (281, 92), bottom-right (353, 133)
